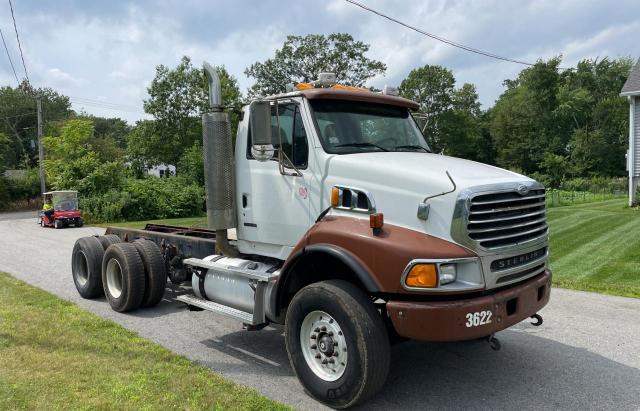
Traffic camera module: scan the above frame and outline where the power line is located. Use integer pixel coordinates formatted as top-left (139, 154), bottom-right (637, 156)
top-left (344, 0), bottom-right (567, 69)
top-left (0, 27), bottom-right (19, 84)
top-left (68, 98), bottom-right (146, 115)
top-left (8, 0), bottom-right (30, 84)
top-left (68, 95), bottom-right (141, 110)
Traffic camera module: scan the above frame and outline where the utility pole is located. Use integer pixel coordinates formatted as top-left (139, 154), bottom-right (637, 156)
top-left (36, 95), bottom-right (46, 194)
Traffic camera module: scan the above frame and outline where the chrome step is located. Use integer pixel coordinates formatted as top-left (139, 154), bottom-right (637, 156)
top-left (176, 294), bottom-right (258, 325)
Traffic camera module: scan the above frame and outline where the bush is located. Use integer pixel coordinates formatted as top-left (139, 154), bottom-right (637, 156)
top-left (560, 176), bottom-right (627, 194)
top-left (81, 176), bottom-right (205, 223)
top-left (0, 169), bottom-right (41, 210)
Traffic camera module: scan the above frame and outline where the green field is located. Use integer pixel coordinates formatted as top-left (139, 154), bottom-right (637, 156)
top-left (547, 198), bottom-right (640, 298)
top-left (106, 199), bottom-right (639, 298)
top-left (0, 273), bottom-right (286, 411)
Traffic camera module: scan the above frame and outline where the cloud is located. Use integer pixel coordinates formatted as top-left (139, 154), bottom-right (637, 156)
top-left (1, 0), bottom-right (638, 122)
top-left (45, 68), bottom-right (86, 86)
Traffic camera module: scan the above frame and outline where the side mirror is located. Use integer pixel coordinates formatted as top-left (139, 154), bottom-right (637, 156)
top-left (250, 101), bottom-right (274, 162)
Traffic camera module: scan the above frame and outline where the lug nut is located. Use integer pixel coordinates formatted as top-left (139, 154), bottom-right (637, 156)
top-left (310, 334), bottom-right (317, 340)
top-left (315, 354), bottom-right (321, 359)
top-left (314, 327), bottom-right (320, 333)
top-left (311, 344), bottom-right (317, 350)
top-left (321, 326), bottom-right (327, 332)
top-left (328, 359), bottom-right (335, 364)
top-left (322, 359), bottom-right (328, 365)
top-left (327, 331), bottom-right (334, 337)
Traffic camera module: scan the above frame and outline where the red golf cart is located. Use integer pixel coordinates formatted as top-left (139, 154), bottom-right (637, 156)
top-left (39, 190), bottom-right (84, 229)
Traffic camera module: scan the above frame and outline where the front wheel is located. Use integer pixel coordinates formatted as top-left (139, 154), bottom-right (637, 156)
top-left (285, 280), bottom-right (390, 409)
top-left (54, 219), bottom-right (62, 229)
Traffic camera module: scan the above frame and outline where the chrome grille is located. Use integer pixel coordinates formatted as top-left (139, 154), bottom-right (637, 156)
top-left (467, 188), bottom-right (547, 249)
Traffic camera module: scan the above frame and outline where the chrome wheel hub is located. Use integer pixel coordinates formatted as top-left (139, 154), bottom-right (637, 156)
top-left (300, 310), bottom-right (348, 381)
top-left (105, 258), bottom-right (123, 299)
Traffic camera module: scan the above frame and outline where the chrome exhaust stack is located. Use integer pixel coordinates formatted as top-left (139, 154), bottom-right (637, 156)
top-left (202, 62), bottom-right (238, 257)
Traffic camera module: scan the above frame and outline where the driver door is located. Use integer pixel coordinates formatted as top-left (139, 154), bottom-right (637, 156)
top-left (236, 101), bottom-right (311, 259)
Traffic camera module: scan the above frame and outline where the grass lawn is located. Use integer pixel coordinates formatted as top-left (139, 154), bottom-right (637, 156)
top-left (100, 198), bottom-right (639, 298)
top-left (0, 272), bottom-right (287, 411)
top-left (547, 198), bottom-right (640, 298)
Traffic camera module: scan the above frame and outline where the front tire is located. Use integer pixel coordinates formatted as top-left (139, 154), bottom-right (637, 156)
top-left (102, 243), bottom-right (146, 312)
top-left (285, 280), bottom-right (390, 409)
top-left (54, 219), bottom-right (62, 229)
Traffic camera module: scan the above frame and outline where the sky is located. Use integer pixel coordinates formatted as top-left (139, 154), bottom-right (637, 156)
top-left (1, 0), bottom-right (639, 123)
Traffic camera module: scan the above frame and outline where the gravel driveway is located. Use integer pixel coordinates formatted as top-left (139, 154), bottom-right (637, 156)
top-left (0, 214), bottom-right (639, 410)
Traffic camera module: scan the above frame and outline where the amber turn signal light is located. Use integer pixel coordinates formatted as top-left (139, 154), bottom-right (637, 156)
top-left (330, 187), bottom-right (340, 207)
top-left (370, 213), bottom-right (384, 229)
top-left (405, 264), bottom-right (438, 288)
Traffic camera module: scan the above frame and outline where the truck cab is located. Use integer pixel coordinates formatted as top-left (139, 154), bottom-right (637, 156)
top-left (72, 68), bottom-right (550, 409)
top-left (235, 86), bottom-right (549, 311)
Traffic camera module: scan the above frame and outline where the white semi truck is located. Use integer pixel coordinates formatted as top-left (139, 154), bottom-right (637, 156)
top-left (71, 63), bottom-right (550, 408)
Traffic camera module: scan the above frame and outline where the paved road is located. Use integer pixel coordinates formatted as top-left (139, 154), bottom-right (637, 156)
top-left (0, 215), bottom-right (639, 410)
top-left (0, 210), bottom-right (39, 221)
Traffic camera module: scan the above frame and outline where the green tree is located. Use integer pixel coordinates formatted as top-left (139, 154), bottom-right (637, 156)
top-left (177, 142), bottom-right (204, 186)
top-left (0, 132), bottom-right (11, 173)
top-left (562, 58), bottom-right (632, 176)
top-left (245, 33), bottom-right (386, 96)
top-left (138, 56), bottom-right (241, 168)
top-left (490, 58), bottom-right (564, 174)
top-left (400, 65), bottom-right (455, 150)
top-left (400, 65), bottom-right (488, 159)
top-left (0, 83), bottom-right (71, 169)
top-left (490, 56), bottom-right (631, 178)
top-left (43, 119), bottom-right (126, 195)
top-left (126, 120), bottom-right (161, 171)
top-left (438, 83), bottom-right (493, 162)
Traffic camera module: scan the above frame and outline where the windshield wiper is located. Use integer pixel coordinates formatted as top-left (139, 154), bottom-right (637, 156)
top-left (335, 142), bottom-right (389, 152)
top-left (394, 145), bottom-right (430, 152)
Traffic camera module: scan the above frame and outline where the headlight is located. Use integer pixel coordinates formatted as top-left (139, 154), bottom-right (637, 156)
top-left (404, 264), bottom-right (438, 288)
top-left (438, 263), bottom-right (457, 285)
top-left (402, 258), bottom-right (484, 292)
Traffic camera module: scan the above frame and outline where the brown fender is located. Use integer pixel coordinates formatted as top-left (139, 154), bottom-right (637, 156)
top-left (276, 215), bottom-right (477, 312)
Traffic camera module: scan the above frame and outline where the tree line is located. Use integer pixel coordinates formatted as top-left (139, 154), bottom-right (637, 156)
top-left (0, 33), bottom-right (633, 216)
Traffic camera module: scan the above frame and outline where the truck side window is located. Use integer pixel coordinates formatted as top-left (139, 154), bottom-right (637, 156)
top-left (271, 104), bottom-right (308, 168)
top-left (247, 103), bottom-right (308, 168)
top-left (291, 106), bottom-right (309, 168)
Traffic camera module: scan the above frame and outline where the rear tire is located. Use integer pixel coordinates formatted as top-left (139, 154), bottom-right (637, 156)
top-left (75, 218), bottom-right (84, 227)
top-left (96, 234), bottom-right (121, 250)
top-left (133, 239), bottom-right (167, 308)
top-left (285, 280), bottom-right (390, 409)
top-left (102, 243), bottom-right (146, 312)
top-left (71, 236), bottom-right (105, 298)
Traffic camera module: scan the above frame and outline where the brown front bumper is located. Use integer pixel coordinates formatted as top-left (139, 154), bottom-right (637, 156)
top-left (386, 270), bottom-right (551, 342)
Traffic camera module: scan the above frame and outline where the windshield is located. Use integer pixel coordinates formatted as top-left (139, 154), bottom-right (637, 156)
top-left (52, 192), bottom-right (78, 211)
top-left (310, 100), bottom-right (431, 154)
